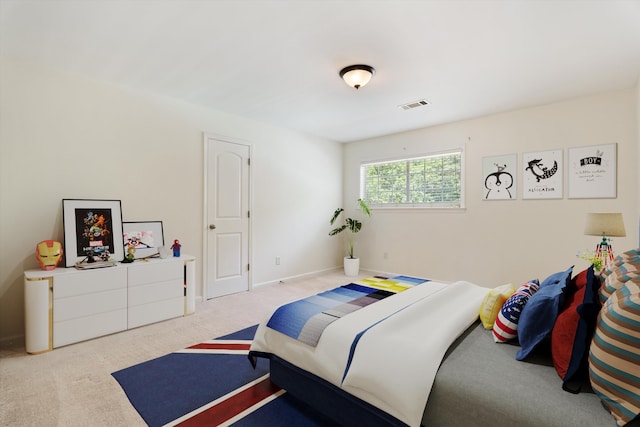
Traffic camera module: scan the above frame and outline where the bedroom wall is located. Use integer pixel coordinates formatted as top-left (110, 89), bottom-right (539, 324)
top-left (344, 88), bottom-right (639, 287)
top-left (637, 77), bottom-right (640, 246)
top-left (0, 56), bottom-right (343, 343)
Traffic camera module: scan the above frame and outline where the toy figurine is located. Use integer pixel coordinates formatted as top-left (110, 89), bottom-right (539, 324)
top-left (36, 240), bottom-right (63, 270)
top-left (171, 239), bottom-right (181, 257)
top-left (122, 245), bottom-right (136, 263)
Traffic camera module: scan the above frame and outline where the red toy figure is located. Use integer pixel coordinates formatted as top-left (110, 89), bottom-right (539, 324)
top-left (171, 239), bottom-right (181, 257)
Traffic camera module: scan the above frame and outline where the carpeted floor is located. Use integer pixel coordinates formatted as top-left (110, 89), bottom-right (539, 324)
top-left (0, 270), bottom-right (359, 426)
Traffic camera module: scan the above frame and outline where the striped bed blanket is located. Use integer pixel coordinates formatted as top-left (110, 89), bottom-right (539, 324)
top-left (266, 275), bottom-right (429, 347)
top-left (250, 277), bottom-right (490, 426)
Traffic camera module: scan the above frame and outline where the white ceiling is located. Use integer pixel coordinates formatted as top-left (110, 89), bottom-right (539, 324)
top-left (2, 0), bottom-right (640, 143)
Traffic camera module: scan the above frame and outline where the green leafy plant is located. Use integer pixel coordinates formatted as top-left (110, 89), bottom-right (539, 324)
top-left (329, 198), bottom-right (371, 259)
top-left (577, 250), bottom-right (603, 271)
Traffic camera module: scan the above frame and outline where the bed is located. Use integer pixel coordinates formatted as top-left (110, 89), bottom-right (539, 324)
top-left (248, 259), bottom-right (640, 427)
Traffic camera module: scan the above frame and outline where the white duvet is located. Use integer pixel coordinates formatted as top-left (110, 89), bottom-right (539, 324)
top-left (250, 280), bottom-right (489, 427)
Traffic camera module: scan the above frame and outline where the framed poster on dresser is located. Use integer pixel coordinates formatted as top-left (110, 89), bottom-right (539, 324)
top-left (62, 199), bottom-right (124, 267)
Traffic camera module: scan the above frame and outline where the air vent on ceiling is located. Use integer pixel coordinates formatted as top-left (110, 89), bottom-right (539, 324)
top-left (399, 99), bottom-right (430, 110)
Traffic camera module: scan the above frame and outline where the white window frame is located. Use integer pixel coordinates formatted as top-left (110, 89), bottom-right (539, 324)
top-left (359, 148), bottom-right (465, 210)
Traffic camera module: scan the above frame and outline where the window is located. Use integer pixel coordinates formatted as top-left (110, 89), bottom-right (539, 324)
top-left (361, 150), bottom-right (463, 208)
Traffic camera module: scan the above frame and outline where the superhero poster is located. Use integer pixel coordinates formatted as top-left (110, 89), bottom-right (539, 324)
top-left (62, 199), bottom-right (124, 267)
top-left (74, 208), bottom-right (115, 257)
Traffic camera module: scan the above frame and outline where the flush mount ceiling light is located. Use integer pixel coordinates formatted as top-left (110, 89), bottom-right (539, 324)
top-left (339, 64), bottom-right (375, 90)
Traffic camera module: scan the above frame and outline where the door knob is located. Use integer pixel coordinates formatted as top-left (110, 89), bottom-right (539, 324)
top-left (209, 224), bottom-right (216, 230)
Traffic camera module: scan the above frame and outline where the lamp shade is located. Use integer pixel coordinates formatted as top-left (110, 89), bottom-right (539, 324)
top-left (339, 65), bottom-right (375, 89)
top-left (584, 213), bottom-right (626, 237)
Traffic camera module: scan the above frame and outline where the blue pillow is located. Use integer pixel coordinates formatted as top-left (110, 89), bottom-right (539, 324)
top-left (516, 266), bottom-right (573, 360)
top-left (539, 267), bottom-right (573, 288)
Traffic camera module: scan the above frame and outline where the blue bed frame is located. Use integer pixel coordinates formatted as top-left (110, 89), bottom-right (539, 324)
top-left (269, 354), bottom-right (408, 427)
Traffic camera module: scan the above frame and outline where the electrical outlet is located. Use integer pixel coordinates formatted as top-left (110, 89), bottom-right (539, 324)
top-left (276, 256), bottom-right (280, 265)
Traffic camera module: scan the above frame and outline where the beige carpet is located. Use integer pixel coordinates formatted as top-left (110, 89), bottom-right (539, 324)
top-left (0, 270), bottom-right (362, 427)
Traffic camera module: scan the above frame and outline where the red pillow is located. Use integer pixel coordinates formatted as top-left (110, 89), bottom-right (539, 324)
top-left (551, 266), bottom-right (599, 393)
top-left (552, 286), bottom-right (584, 378)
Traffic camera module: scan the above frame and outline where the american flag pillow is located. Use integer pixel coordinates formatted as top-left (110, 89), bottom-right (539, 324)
top-left (492, 280), bottom-right (539, 343)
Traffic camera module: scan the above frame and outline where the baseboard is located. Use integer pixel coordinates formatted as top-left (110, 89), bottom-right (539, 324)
top-left (0, 333), bottom-right (24, 347)
top-left (252, 266), bottom-right (341, 288)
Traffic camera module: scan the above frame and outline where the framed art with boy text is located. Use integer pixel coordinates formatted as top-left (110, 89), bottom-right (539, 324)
top-left (568, 143), bottom-right (617, 199)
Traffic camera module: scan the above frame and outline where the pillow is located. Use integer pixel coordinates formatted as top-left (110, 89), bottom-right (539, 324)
top-left (492, 280), bottom-right (539, 343)
top-left (598, 248), bottom-right (640, 290)
top-left (479, 283), bottom-right (515, 330)
top-left (516, 266), bottom-right (573, 360)
top-left (551, 266), bottom-right (600, 393)
top-left (614, 248), bottom-right (640, 264)
top-left (599, 258), bottom-right (640, 304)
top-left (589, 277), bottom-right (640, 427)
top-left (539, 266), bottom-right (574, 289)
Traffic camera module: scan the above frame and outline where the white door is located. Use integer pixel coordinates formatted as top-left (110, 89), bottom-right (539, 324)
top-left (205, 136), bottom-right (250, 298)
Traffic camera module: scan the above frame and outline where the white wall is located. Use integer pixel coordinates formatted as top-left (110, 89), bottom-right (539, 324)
top-left (637, 77), bottom-right (640, 245)
top-left (345, 88), bottom-right (639, 287)
top-left (0, 56), bottom-right (343, 342)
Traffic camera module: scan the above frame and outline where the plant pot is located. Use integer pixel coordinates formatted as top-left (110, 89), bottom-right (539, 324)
top-left (344, 256), bottom-right (360, 277)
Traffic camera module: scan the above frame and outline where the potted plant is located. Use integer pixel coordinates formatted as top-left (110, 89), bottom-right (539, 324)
top-left (329, 198), bottom-right (371, 276)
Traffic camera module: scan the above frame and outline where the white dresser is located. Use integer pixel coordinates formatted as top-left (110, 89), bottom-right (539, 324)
top-left (24, 255), bottom-right (196, 354)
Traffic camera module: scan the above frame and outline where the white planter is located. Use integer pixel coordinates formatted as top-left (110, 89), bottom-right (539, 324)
top-left (344, 257), bottom-right (360, 277)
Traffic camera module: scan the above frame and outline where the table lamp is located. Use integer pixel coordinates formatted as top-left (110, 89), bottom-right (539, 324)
top-left (584, 212), bottom-right (626, 269)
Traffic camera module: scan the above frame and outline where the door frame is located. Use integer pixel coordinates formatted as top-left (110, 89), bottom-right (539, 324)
top-left (202, 132), bottom-right (253, 300)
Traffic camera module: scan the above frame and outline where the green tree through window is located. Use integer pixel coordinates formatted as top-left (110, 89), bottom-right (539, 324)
top-left (361, 150), bottom-right (462, 208)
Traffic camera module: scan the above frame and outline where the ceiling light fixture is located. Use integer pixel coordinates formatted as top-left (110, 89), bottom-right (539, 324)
top-left (339, 64), bottom-right (375, 90)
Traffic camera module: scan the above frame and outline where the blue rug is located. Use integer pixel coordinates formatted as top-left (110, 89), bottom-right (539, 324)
top-left (112, 325), bottom-right (336, 426)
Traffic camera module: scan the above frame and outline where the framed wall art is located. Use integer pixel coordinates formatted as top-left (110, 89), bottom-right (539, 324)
top-left (522, 149), bottom-right (563, 199)
top-left (482, 154), bottom-right (517, 200)
top-left (568, 143), bottom-right (617, 199)
top-left (62, 199), bottom-right (124, 267)
top-left (123, 221), bottom-right (164, 259)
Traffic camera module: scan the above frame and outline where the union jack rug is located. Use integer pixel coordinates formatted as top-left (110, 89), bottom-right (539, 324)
top-left (112, 326), bottom-right (333, 427)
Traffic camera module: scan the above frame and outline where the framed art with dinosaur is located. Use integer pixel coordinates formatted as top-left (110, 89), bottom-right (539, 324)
top-left (522, 149), bottom-right (563, 199)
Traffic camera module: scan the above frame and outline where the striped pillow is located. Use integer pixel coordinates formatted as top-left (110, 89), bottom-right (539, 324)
top-left (598, 249), bottom-right (640, 302)
top-left (598, 249), bottom-right (640, 279)
top-left (589, 277), bottom-right (640, 426)
top-left (492, 280), bottom-right (539, 343)
top-left (599, 263), bottom-right (640, 304)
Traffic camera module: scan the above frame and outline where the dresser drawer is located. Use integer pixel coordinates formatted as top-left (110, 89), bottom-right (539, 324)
top-left (128, 298), bottom-right (183, 329)
top-left (54, 288), bottom-right (127, 322)
top-left (54, 267), bottom-right (126, 299)
top-left (128, 260), bottom-right (182, 287)
top-left (128, 279), bottom-right (183, 307)
top-left (54, 309), bottom-right (127, 348)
